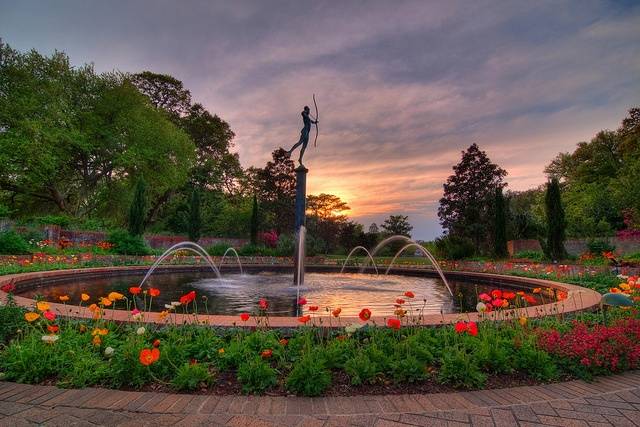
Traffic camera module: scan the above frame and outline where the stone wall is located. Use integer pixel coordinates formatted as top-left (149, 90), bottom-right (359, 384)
top-left (508, 236), bottom-right (640, 256)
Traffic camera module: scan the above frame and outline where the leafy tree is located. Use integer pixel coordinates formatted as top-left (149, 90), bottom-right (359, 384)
top-left (381, 215), bottom-right (413, 237)
top-left (128, 178), bottom-right (147, 236)
top-left (250, 195), bottom-right (259, 245)
top-left (188, 189), bottom-right (201, 242)
top-left (544, 178), bottom-right (567, 261)
top-left (506, 188), bottom-right (545, 240)
top-left (368, 223), bottom-right (379, 234)
top-left (306, 193), bottom-right (350, 251)
top-left (438, 143), bottom-right (507, 254)
top-left (131, 71), bottom-right (191, 119)
top-left (249, 149), bottom-right (296, 234)
top-left (493, 188), bottom-right (508, 258)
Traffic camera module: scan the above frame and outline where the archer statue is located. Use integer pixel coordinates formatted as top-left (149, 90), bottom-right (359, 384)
top-left (285, 95), bottom-right (319, 166)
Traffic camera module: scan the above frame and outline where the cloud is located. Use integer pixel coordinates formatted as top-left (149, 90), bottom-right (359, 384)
top-left (1, 0), bottom-right (638, 239)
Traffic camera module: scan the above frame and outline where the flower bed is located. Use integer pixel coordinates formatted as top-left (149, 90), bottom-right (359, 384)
top-left (0, 277), bottom-right (637, 396)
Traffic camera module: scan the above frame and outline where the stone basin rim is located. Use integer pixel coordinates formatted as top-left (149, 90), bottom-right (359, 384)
top-left (0, 264), bottom-right (602, 327)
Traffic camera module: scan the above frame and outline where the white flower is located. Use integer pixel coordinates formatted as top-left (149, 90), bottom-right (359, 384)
top-left (344, 323), bottom-right (364, 335)
top-left (41, 335), bottom-right (59, 343)
top-left (171, 301), bottom-right (181, 307)
top-left (164, 304), bottom-right (175, 310)
top-left (104, 346), bottom-right (115, 357)
top-left (136, 327), bottom-right (146, 335)
top-left (476, 302), bottom-right (487, 313)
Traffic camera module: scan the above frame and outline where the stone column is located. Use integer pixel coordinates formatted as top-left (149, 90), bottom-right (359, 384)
top-left (293, 165), bottom-right (308, 286)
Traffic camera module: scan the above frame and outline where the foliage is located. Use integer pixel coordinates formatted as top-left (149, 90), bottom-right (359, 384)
top-left (344, 351), bottom-right (378, 385)
top-left (286, 353), bottom-right (332, 396)
top-left (250, 195), bottom-right (259, 245)
top-left (236, 357), bottom-right (278, 394)
top-left (0, 230), bottom-right (31, 255)
top-left (381, 215), bottom-right (413, 237)
top-left (493, 188), bottom-right (508, 258)
top-left (437, 346), bottom-right (486, 389)
top-left (438, 144), bottom-right (507, 255)
top-left (306, 194), bottom-right (350, 252)
top-left (434, 234), bottom-right (474, 260)
top-left (188, 189), bottom-right (201, 242)
top-left (128, 178), bottom-right (147, 237)
top-left (544, 178), bottom-right (567, 261)
top-left (0, 302), bottom-right (24, 345)
top-left (513, 250), bottom-right (545, 261)
top-left (172, 362), bottom-right (213, 391)
top-left (586, 239), bottom-right (615, 255)
top-left (107, 229), bottom-right (150, 255)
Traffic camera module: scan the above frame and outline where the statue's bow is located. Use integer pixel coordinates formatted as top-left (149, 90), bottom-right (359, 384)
top-left (313, 94), bottom-right (319, 147)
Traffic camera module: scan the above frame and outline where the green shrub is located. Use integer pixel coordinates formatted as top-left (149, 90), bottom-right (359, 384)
top-left (172, 362), bottom-right (213, 391)
top-left (514, 250), bottom-right (545, 261)
top-left (434, 235), bottom-right (475, 260)
top-left (475, 338), bottom-right (514, 375)
top-left (0, 230), bottom-right (31, 254)
top-left (286, 353), bottom-right (331, 396)
top-left (237, 357), bottom-right (277, 394)
top-left (0, 303), bottom-right (25, 345)
top-left (587, 239), bottom-right (615, 255)
top-left (207, 243), bottom-right (232, 256)
top-left (391, 355), bottom-right (428, 383)
top-left (513, 343), bottom-right (558, 381)
top-left (344, 351), bottom-right (378, 385)
top-left (34, 215), bottom-right (72, 228)
top-left (107, 229), bottom-right (150, 255)
top-left (437, 347), bottom-right (486, 389)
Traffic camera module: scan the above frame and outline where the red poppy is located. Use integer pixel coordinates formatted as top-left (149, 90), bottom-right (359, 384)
top-left (240, 313), bottom-right (250, 322)
top-left (503, 292), bottom-right (516, 300)
top-left (359, 308), bottom-right (372, 321)
top-left (387, 318), bottom-right (401, 330)
top-left (1, 283), bottom-right (15, 293)
top-left (139, 348), bottom-right (160, 366)
top-left (259, 298), bottom-right (269, 310)
top-left (179, 291), bottom-right (196, 305)
top-left (404, 291), bottom-right (415, 298)
top-left (298, 315), bottom-right (311, 323)
top-left (47, 325), bottom-right (59, 334)
top-left (129, 286), bottom-right (142, 295)
top-left (308, 305), bottom-right (319, 312)
top-left (491, 289), bottom-right (502, 299)
top-left (492, 298), bottom-right (504, 308)
top-left (478, 293), bottom-right (492, 302)
top-left (297, 297), bottom-right (307, 306)
top-left (43, 311), bottom-right (56, 321)
top-left (454, 321), bottom-right (478, 336)
top-left (395, 298), bottom-right (405, 305)
top-left (148, 288), bottom-right (161, 297)
top-left (153, 339), bottom-right (161, 348)
top-left (523, 295), bottom-right (537, 305)
top-left (261, 349), bottom-right (273, 359)
top-left (332, 308), bottom-right (342, 317)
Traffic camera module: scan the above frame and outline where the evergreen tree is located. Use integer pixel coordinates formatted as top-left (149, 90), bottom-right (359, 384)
top-left (493, 187), bottom-right (508, 258)
top-left (250, 194), bottom-right (259, 245)
top-left (188, 189), bottom-right (201, 242)
top-left (545, 178), bottom-right (567, 261)
top-left (438, 143), bottom-right (507, 254)
top-left (128, 178), bottom-right (147, 236)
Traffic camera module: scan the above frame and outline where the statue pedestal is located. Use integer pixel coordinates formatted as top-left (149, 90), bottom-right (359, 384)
top-left (293, 165), bottom-right (308, 287)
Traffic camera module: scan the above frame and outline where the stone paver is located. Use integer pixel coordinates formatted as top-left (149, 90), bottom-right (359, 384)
top-left (0, 371), bottom-right (638, 426)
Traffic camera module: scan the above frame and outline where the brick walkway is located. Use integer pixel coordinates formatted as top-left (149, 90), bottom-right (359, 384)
top-left (0, 372), bottom-right (639, 426)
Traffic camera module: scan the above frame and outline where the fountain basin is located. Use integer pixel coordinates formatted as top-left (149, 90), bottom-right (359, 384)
top-left (0, 265), bottom-right (601, 327)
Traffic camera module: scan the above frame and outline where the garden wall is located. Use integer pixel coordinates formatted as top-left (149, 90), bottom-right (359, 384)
top-left (508, 237), bottom-right (640, 256)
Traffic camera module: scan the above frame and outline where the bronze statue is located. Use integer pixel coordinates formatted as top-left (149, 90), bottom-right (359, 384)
top-left (286, 96), bottom-right (319, 165)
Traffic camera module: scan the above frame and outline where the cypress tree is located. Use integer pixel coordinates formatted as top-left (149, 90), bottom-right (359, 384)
top-left (250, 194), bottom-right (259, 245)
top-left (493, 187), bottom-right (508, 258)
top-left (188, 189), bottom-right (201, 242)
top-left (545, 178), bottom-right (567, 261)
top-left (128, 178), bottom-right (147, 236)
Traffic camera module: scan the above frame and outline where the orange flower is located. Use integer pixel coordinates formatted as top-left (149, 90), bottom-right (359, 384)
top-left (139, 348), bottom-right (160, 366)
top-left (36, 301), bottom-right (50, 312)
top-left (108, 292), bottom-right (124, 301)
top-left (279, 338), bottom-right (288, 346)
top-left (358, 308), bottom-right (372, 322)
top-left (24, 312), bottom-right (40, 322)
top-left (298, 315), bottom-right (311, 323)
top-left (47, 325), bottom-right (59, 333)
top-left (100, 297), bottom-right (112, 307)
top-left (332, 308), bottom-right (342, 317)
top-left (148, 288), bottom-right (160, 297)
top-left (261, 349), bottom-right (273, 359)
top-left (81, 293), bottom-right (90, 302)
top-left (58, 295), bottom-right (70, 302)
top-left (92, 335), bottom-right (102, 346)
top-left (92, 328), bottom-right (109, 336)
top-left (532, 288), bottom-right (541, 294)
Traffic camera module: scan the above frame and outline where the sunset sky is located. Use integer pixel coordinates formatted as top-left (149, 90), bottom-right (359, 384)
top-left (1, 0), bottom-right (638, 239)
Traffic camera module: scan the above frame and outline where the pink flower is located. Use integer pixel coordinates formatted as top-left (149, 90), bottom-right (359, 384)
top-left (43, 311), bottom-right (56, 321)
top-left (297, 297), bottom-right (307, 306)
top-left (259, 298), bottom-right (268, 310)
